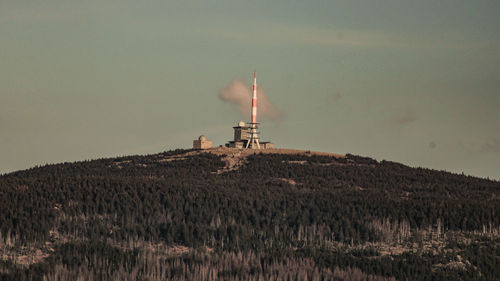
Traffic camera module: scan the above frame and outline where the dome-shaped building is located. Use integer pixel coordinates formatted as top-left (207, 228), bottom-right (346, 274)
top-left (193, 135), bottom-right (212, 149)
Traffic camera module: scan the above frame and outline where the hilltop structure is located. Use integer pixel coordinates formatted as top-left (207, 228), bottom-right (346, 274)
top-left (193, 135), bottom-right (212, 149)
top-left (227, 121), bottom-right (274, 149)
top-left (226, 71), bottom-right (273, 149)
top-left (194, 71), bottom-right (273, 149)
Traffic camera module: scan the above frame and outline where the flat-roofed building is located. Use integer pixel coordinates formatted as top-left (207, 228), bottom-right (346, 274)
top-left (226, 121), bottom-right (273, 149)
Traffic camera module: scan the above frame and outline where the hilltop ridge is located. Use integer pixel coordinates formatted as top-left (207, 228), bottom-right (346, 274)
top-left (158, 147), bottom-right (345, 173)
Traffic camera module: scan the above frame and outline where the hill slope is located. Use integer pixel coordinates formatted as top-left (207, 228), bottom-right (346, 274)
top-left (0, 148), bottom-right (498, 281)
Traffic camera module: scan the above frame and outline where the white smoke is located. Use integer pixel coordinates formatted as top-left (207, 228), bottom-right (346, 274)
top-left (218, 79), bottom-right (283, 121)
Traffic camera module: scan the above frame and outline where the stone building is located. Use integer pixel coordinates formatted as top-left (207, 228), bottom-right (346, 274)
top-left (193, 135), bottom-right (212, 149)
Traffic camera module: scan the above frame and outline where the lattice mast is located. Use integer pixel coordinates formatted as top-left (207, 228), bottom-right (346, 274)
top-left (246, 71), bottom-right (261, 149)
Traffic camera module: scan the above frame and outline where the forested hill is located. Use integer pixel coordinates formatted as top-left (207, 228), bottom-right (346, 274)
top-left (0, 148), bottom-right (499, 281)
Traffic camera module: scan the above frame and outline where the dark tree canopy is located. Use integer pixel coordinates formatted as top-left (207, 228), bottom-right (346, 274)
top-left (0, 149), bottom-right (498, 281)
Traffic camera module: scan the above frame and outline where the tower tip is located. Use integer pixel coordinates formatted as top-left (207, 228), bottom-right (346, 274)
top-left (254, 71), bottom-right (256, 78)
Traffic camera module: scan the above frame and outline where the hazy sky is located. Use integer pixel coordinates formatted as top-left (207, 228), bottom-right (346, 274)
top-left (1, 0), bottom-right (499, 179)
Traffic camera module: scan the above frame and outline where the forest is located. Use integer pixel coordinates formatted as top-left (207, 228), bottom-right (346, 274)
top-left (0, 148), bottom-right (498, 280)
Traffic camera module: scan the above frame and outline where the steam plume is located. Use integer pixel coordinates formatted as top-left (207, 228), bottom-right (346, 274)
top-left (218, 79), bottom-right (283, 121)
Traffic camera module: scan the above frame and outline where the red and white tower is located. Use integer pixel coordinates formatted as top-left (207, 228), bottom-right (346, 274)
top-left (251, 71), bottom-right (257, 124)
top-left (246, 71), bottom-right (261, 149)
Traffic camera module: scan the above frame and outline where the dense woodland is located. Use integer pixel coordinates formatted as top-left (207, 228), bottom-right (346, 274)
top-left (0, 149), bottom-right (498, 280)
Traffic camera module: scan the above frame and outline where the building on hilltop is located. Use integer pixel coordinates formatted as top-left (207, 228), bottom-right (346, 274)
top-left (224, 72), bottom-right (273, 149)
top-left (193, 135), bottom-right (212, 149)
top-left (192, 71), bottom-right (273, 150)
top-left (226, 121), bottom-right (273, 149)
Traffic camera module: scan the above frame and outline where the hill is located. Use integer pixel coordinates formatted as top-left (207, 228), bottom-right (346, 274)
top-left (0, 148), bottom-right (498, 281)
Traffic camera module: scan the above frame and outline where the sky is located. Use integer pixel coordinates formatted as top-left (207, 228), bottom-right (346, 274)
top-left (1, 0), bottom-right (499, 179)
